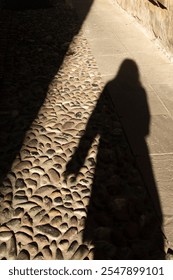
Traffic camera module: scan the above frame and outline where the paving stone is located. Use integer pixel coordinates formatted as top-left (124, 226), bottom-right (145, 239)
top-left (27, 242), bottom-right (38, 256)
top-left (55, 248), bottom-right (64, 260)
top-left (15, 232), bottom-right (33, 245)
top-left (0, 231), bottom-right (13, 242)
top-left (70, 244), bottom-right (89, 260)
top-left (17, 250), bottom-right (30, 260)
top-left (42, 245), bottom-right (52, 259)
top-left (36, 224), bottom-right (61, 238)
top-left (35, 185), bottom-right (57, 196)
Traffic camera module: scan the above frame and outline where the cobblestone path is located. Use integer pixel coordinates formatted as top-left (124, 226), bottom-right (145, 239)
top-left (0, 0), bottom-right (169, 259)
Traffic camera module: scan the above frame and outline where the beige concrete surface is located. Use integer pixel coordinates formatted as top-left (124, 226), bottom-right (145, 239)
top-left (71, 0), bottom-right (173, 248)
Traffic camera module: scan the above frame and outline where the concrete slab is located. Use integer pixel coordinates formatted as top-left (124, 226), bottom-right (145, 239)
top-left (82, 23), bottom-right (116, 40)
top-left (87, 38), bottom-right (127, 55)
top-left (107, 94), bottom-right (173, 156)
top-left (135, 154), bottom-right (173, 247)
top-left (130, 51), bottom-right (169, 67)
top-left (71, 0), bottom-right (173, 248)
top-left (151, 154), bottom-right (173, 246)
top-left (151, 84), bottom-right (173, 117)
top-left (147, 115), bottom-right (173, 154)
top-left (146, 90), bottom-right (168, 116)
top-left (119, 36), bottom-right (157, 53)
top-left (142, 63), bottom-right (173, 85)
top-left (93, 54), bottom-right (129, 77)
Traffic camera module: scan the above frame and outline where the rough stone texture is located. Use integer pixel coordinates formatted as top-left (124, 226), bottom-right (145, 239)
top-left (115, 0), bottom-right (173, 57)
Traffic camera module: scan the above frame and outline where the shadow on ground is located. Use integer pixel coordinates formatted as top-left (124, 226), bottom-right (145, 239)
top-left (66, 59), bottom-right (165, 259)
top-left (0, 0), bottom-right (93, 205)
top-left (0, 0), bottom-right (165, 260)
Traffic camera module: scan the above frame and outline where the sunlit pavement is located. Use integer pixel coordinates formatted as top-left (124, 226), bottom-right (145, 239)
top-left (0, 0), bottom-right (173, 259)
top-left (76, 0), bottom-right (173, 251)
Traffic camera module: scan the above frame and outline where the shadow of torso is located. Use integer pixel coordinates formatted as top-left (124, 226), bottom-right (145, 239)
top-left (66, 59), bottom-right (164, 259)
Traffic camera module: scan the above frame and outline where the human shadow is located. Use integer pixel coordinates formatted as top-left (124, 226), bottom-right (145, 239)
top-left (0, 0), bottom-right (93, 210)
top-left (65, 59), bottom-right (165, 259)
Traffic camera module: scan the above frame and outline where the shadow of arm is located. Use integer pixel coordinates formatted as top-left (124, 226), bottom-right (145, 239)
top-left (65, 94), bottom-right (106, 179)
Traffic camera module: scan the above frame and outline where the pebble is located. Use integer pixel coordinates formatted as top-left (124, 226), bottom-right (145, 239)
top-left (56, 248), bottom-right (64, 260)
top-left (31, 167), bottom-right (45, 175)
top-left (31, 173), bottom-right (40, 181)
top-left (39, 135), bottom-right (51, 143)
top-left (53, 155), bottom-right (66, 165)
top-left (49, 168), bottom-right (60, 183)
top-left (54, 198), bottom-right (63, 208)
top-left (22, 214), bottom-right (33, 227)
top-left (0, 231), bottom-right (13, 242)
top-left (40, 174), bottom-right (50, 184)
top-left (0, 186), bottom-right (12, 196)
top-left (33, 252), bottom-right (44, 260)
top-left (0, 243), bottom-right (7, 258)
top-left (27, 242), bottom-right (38, 256)
top-left (25, 179), bottom-right (37, 187)
top-left (4, 192), bottom-right (13, 202)
top-left (15, 179), bottom-right (26, 189)
top-left (60, 223), bottom-right (69, 233)
top-left (15, 232), bottom-right (33, 245)
top-left (48, 208), bottom-right (61, 217)
top-left (15, 161), bottom-right (32, 171)
top-left (28, 206), bottom-right (42, 216)
top-left (70, 216), bottom-right (78, 226)
top-left (40, 214), bottom-right (50, 224)
top-left (35, 185), bottom-right (56, 195)
top-left (51, 216), bottom-right (62, 226)
top-left (43, 196), bottom-right (52, 208)
top-left (36, 224), bottom-right (61, 238)
top-left (17, 250), bottom-right (30, 260)
top-left (34, 234), bottom-right (49, 248)
top-left (71, 245), bottom-right (89, 260)
top-left (63, 227), bottom-right (78, 240)
top-left (21, 226), bottom-right (33, 236)
top-left (59, 239), bottom-right (69, 251)
top-left (14, 195), bottom-right (28, 204)
top-left (57, 206), bottom-right (73, 215)
top-left (6, 219), bottom-right (21, 231)
top-left (31, 195), bottom-right (43, 205)
top-left (67, 240), bottom-right (79, 254)
top-left (42, 245), bottom-right (52, 259)
top-left (13, 207), bottom-right (24, 217)
top-left (34, 210), bottom-right (46, 222)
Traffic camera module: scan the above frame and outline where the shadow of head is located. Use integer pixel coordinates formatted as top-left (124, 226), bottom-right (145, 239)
top-left (107, 58), bottom-right (150, 138)
top-left (116, 58), bottom-right (140, 87)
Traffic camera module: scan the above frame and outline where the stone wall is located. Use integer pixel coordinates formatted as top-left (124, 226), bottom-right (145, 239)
top-left (116, 0), bottom-right (173, 56)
